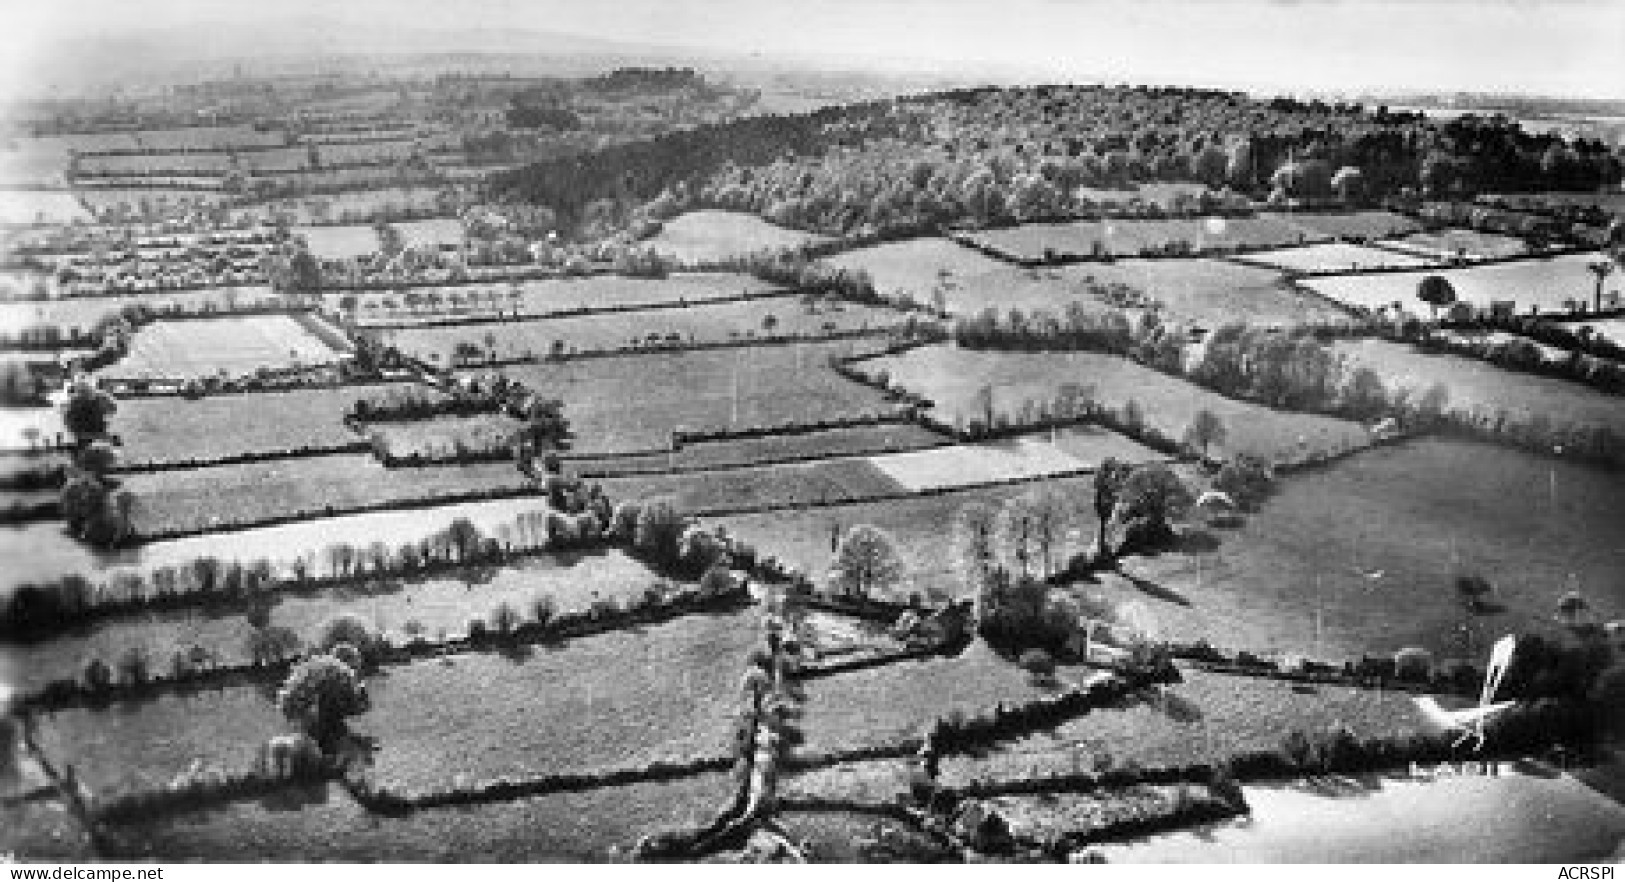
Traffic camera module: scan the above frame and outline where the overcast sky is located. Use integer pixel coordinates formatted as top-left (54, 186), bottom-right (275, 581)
top-left (4, 0), bottom-right (1622, 100)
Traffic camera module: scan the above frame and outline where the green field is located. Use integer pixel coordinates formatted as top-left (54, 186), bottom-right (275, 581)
top-left (1244, 242), bottom-right (1436, 274)
top-left (98, 315), bottom-right (348, 382)
top-left (0, 287), bottom-right (286, 338)
top-left (367, 414), bottom-right (522, 460)
top-left (388, 296), bottom-right (909, 364)
top-left (345, 272), bottom-right (780, 325)
top-left (861, 345), bottom-right (1371, 464)
top-left (1387, 229), bottom-right (1533, 261)
top-left (869, 429), bottom-right (1161, 491)
top-left (477, 340), bottom-right (898, 455)
top-left (1305, 252), bottom-right (1621, 313)
top-left (599, 455), bottom-right (906, 514)
top-left (964, 215), bottom-right (1319, 262)
top-left (938, 668), bottom-right (1431, 787)
top-left (1055, 259), bottom-right (1350, 328)
top-left (1115, 438), bottom-right (1625, 660)
top-left (37, 686), bottom-right (288, 798)
top-left (295, 224), bottom-right (380, 259)
top-left (113, 385), bottom-right (406, 465)
top-left (797, 641), bottom-right (1091, 757)
top-left (12, 549), bottom-right (676, 691)
top-left (1332, 337), bottom-right (1625, 438)
top-left (704, 473), bottom-right (1101, 601)
top-left (103, 775), bottom-right (732, 862)
top-left (645, 210), bottom-right (831, 263)
top-left (121, 453), bottom-right (534, 536)
top-left (354, 609), bottom-right (757, 791)
top-left (820, 239), bottom-right (1347, 327)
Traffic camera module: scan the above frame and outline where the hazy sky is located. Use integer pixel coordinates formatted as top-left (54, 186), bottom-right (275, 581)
top-left (5, 0), bottom-right (1623, 100)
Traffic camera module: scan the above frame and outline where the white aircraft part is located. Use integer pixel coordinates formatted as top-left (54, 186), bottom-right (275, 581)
top-left (1481, 634), bottom-right (1517, 707)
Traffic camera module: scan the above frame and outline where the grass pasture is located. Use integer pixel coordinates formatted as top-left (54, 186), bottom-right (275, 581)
top-left (395, 218), bottom-right (464, 250)
top-left (0, 190), bottom-right (91, 225)
top-left (797, 641), bottom-right (1090, 757)
top-left (98, 315), bottom-right (348, 381)
top-left (963, 215), bottom-right (1319, 263)
top-left (1264, 210), bottom-right (1421, 241)
top-left (103, 774), bottom-right (733, 862)
top-left (1057, 259), bottom-right (1350, 328)
top-left (599, 455), bottom-right (906, 515)
top-left (355, 609), bottom-right (758, 791)
top-left (821, 240), bottom-right (1346, 327)
top-left (938, 668), bottom-right (1431, 787)
top-left (480, 340), bottom-right (898, 455)
top-left (367, 414), bottom-right (523, 461)
top-left (645, 210), bottom-right (831, 263)
top-left (1386, 229), bottom-right (1532, 261)
top-left (111, 385), bottom-right (407, 465)
top-left (868, 430), bottom-right (1160, 492)
top-left (295, 224), bottom-right (379, 259)
top-left (11, 550), bottom-right (677, 691)
top-left (345, 272), bottom-right (780, 326)
top-left (37, 685), bottom-right (288, 798)
top-left (861, 345), bottom-right (1371, 465)
top-left (703, 474), bottom-right (1100, 602)
top-left (1119, 438), bottom-right (1625, 660)
top-left (1304, 252), bottom-right (1621, 314)
top-left (0, 287), bottom-right (286, 338)
top-left (1243, 242), bottom-right (1437, 274)
top-left (1332, 337), bottom-right (1625, 438)
top-left (387, 297), bottom-right (909, 364)
top-left (120, 453), bottom-right (534, 537)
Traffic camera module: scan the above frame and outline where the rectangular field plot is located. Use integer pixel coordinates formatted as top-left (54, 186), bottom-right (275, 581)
top-left (938, 668), bottom-right (1430, 787)
top-left (1243, 242), bottom-right (1437, 274)
top-left (294, 224), bottom-right (379, 259)
top-left (245, 187), bottom-right (446, 225)
top-left (1119, 438), bottom-right (1625, 661)
top-left (395, 218), bottom-right (464, 250)
top-left (962, 215), bottom-right (1319, 263)
top-left (600, 456), bottom-right (905, 514)
top-left (0, 287), bottom-right (287, 338)
top-left (0, 406), bottom-right (67, 451)
top-left (1386, 228), bottom-right (1532, 261)
top-left (111, 385), bottom-right (404, 465)
top-left (868, 429), bottom-right (1158, 491)
top-left (0, 496), bottom-right (561, 591)
top-left (798, 642), bottom-right (1092, 757)
top-left (37, 686), bottom-right (287, 798)
top-left (121, 453), bottom-right (534, 536)
top-left (343, 272), bottom-right (779, 326)
top-left (645, 210), bottom-right (832, 264)
top-left (0, 190), bottom-right (91, 225)
top-left (1332, 337), bottom-right (1625, 438)
top-left (366, 414), bottom-right (523, 461)
top-left (354, 610), bottom-right (758, 791)
top-left (703, 474), bottom-right (1100, 602)
top-left (389, 297), bottom-right (909, 364)
top-left (12, 550), bottom-right (683, 691)
top-left (102, 774), bottom-right (732, 862)
top-left (861, 345), bottom-right (1370, 465)
top-left (1263, 210), bottom-right (1422, 241)
top-left (98, 315), bottom-right (349, 382)
top-left (480, 341), bottom-right (898, 455)
top-left (1304, 252), bottom-right (1621, 314)
top-left (1056, 259), bottom-right (1350, 328)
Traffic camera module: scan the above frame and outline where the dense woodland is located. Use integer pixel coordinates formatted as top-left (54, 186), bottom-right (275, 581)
top-left (490, 84), bottom-right (1624, 235)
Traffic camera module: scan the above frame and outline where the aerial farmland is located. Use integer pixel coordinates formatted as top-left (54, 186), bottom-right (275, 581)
top-left (1, 2), bottom-right (1624, 868)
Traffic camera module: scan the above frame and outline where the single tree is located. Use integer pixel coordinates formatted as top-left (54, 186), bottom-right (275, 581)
top-left (277, 655), bottom-right (369, 746)
top-left (1094, 457), bottom-right (1133, 562)
top-left (830, 524), bottom-right (908, 600)
top-left (1587, 260), bottom-right (1615, 314)
top-left (1182, 409), bottom-right (1226, 460)
top-left (1417, 275), bottom-right (1457, 322)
